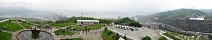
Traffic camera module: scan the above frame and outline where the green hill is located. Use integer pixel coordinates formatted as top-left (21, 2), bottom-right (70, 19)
top-left (150, 8), bottom-right (212, 40)
top-left (154, 8), bottom-right (206, 18)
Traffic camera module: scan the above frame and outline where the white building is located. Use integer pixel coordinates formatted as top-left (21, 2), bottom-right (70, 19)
top-left (77, 20), bottom-right (99, 25)
top-left (189, 18), bottom-right (204, 20)
top-left (186, 13), bottom-right (205, 20)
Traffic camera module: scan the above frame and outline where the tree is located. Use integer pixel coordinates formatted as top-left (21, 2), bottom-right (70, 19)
top-left (123, 35), bottom-right (127, 40)
top-left (141, 36), bottom-right (151, 40)
top-left (62, 30), bottom-right (65, 33)
top-left (129, 22), bottom-right (141, 27)
top-left (114, 17), bottom-right (142, 27)
top-left (8, 19), bottom-right (11, 23)
top-left (116, 33), bottom-right (120, 40)
top-left (158, 36), bottom-right (167, 40)
top-left (114, 17), bottom-right (131, 25)
top-left (0, 26), bottom-right (2, 32)
top-left (98, 19), bottom-right (113, 24)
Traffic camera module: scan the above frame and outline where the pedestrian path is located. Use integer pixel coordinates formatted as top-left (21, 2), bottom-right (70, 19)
top-left (1, 30), bottom-right (13, 33)
top-left (54, 27), bottom-right (104, 40)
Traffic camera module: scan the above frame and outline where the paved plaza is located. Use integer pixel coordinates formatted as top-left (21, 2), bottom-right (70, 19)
top-left (107, 26), bottom-right (160, 40)
top-left (51, 27), bottom-right (104, 40)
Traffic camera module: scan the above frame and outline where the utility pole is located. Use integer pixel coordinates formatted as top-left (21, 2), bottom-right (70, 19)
top-left (60, 13), bottom-right (63, 17)
top-left (74, 13), bottom-right (76, 17)
top-left (60, 13), bottom-right (64, 20)
top-left (81, 12), bottom-right (84, 17)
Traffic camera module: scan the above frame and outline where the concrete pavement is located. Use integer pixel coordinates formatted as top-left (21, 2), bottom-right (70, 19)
top-left (107, 26), bottom-right (160, 40)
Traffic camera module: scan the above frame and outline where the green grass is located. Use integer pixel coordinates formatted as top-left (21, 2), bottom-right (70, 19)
top-left (60, 38), bottom-right (84, 40)
top-left (54, 30), bottom-right (74, 35)
top-left (20, 22), bottom-right (31, 28)
top-left (50, 22), bottom-right (75, 27)
top-left (0, 31), bottom-right (12, 40)
top-left (0, 21), bottom-right (22, 32)
top-left (101, 28), bottom-right (119, 40)
top-left (86, 24), bottom-right (105, 30)
top-left (158, 36), bottom-right (167, 40)
top-left (68, 25), bottom-right (85, 31)
top-left (163, 32), bottom-right (181, 40)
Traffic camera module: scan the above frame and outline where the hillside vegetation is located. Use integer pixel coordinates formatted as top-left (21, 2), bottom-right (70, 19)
top-left (151, 8), bottom-right (212, 40)
top-left (154, 9), bottom-right (206, 18)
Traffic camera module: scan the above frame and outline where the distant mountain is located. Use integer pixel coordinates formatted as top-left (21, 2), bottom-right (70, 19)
top-left (149, 8), bottom-right (212, 36)
top-left (200, 9), bottom-right (212, 13)
top-left (0, 7), bottom-right (62, 20)
top-left (154, 8), bottom-right (206, 18)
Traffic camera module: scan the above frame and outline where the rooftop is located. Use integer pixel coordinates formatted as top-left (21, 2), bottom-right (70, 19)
top-left (77, 20), bottom-right (99, 22)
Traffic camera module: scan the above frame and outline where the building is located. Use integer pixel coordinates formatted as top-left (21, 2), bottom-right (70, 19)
top-left (77, 20), bottom-right (99, 25)
top-left (189, 18), bottom-right (204, 20)
top-left (186, 13), bottom-right (205, 20)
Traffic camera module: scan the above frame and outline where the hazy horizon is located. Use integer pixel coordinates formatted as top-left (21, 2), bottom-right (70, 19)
top-left (0, 0), bottom-right (212, 18)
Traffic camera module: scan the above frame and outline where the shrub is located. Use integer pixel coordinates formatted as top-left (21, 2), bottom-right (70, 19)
top-left (141, 36), bottom-right (151, 40)
top-left (158, 36), bottom-right (167, 40)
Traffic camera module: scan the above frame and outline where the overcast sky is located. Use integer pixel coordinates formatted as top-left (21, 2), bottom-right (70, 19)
top-left (0, 0), bottom-right (212, 18)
